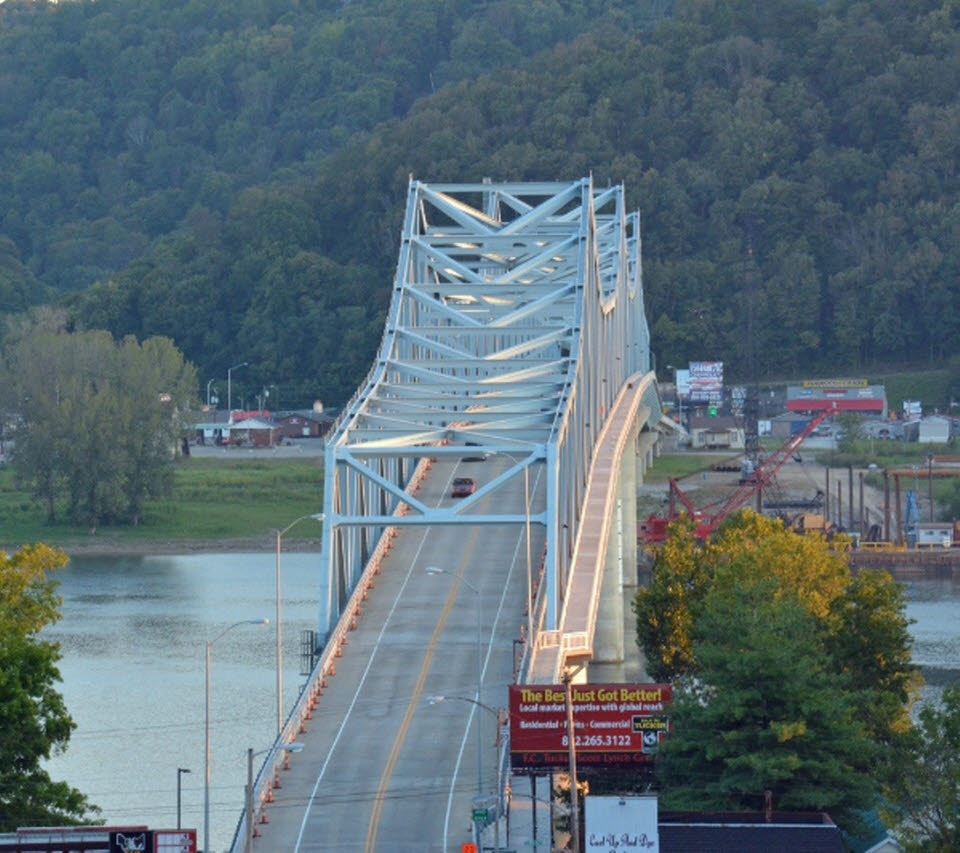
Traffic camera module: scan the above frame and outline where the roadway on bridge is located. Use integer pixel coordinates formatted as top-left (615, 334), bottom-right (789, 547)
top-left (253, 458), bottom-right (545, 852)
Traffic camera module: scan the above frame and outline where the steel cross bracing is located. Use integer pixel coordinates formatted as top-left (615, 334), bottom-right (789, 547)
top-left (318, 178), bottom-right (652, 643)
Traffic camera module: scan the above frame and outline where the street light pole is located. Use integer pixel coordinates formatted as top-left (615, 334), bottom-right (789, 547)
top-left (675, 367), bottom-right (683, 429)
top-left (245, 743), bottom-right (302, 853)
top-left (205, 618), bottom-right (268, 853)
top-left (206, 379), bottom-right (216, 408)
top-left (426, 567), bottom-right (484, 842)
top-left (177, 767), bottom-right (190, 830)
top-left (563, 667), bottom-right (583, 853)
top-left (246, 748), bottom-right (253, 853)
top-left (429, 696), bottom-right (507, 851)
top-left (227, 361), bottom-right (248, 418)
top-left (666, 364), bottom-right (683, 429)
top-left (522, 463), bottom-right (532, 645)
top-left (274, 513), bottom-right (324, 735)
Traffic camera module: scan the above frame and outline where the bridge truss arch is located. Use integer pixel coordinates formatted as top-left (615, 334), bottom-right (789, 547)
top-left (318, 177), bottom-right (660, 650)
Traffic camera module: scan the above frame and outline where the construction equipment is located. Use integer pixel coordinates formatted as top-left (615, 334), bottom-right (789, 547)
top-left (791, 512), bottom-right (834, 536)
top-left (639, 406), bottom-right (836, 544)
top-left (903, 491), bottom-right (920, 546)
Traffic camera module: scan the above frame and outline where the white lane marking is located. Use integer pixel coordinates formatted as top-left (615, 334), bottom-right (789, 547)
top-left (441, 462), bottom-right (544, 849)
top-left (293, 469), bottom-right (460, 850)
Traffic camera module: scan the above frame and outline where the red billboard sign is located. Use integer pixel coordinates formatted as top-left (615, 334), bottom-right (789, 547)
top-left (509, 683), bottom-right (671, 770)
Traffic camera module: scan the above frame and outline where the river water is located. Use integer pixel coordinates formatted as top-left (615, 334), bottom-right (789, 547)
top-left (39, 556), bottom-right (959, 852)
top-left (41, 552), bottom-right (321, 853)
top-left (901, 575), bottom-right (960, 703)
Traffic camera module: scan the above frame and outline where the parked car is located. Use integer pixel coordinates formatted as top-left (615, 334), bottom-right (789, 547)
top-left (451, 477), bottom-right (477, 497)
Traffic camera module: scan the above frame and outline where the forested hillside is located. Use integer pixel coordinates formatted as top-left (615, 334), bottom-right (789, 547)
top-left (2, 0), bottom-right (959, 406)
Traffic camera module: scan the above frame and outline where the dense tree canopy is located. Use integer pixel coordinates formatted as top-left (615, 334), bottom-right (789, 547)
top-left (0, 544), bottom-right (97, 829)
top-left (0, 328), bottom-right (197, 527)
top-left (634, 511), bottom-right (918, 831)
top-left (656, 576), bottom-right (878, 832)
top-left (634, 512), bottom-right (918, 741)
top-left (1, 0), bottom-right (959, 406)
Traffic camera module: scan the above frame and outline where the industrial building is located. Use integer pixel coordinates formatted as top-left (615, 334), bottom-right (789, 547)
top-left (786, 379), bottom-right (887, 416)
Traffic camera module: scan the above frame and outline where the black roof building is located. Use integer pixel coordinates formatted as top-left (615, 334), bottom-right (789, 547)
top-left (658, 811), bottom-right (847, 852)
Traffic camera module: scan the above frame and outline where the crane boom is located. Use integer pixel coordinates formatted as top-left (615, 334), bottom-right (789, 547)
top-left (698, 406), bottom-right (836, 536)
top-left (638, 406), bottom-right (837, 543)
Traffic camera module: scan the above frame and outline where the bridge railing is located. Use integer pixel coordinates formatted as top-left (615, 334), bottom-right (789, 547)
top-left (528, 372), bottom-right (660, 682)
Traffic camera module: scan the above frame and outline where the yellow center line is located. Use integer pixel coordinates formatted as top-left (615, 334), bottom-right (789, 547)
top-left (364, 526), bottom-right (480, 852)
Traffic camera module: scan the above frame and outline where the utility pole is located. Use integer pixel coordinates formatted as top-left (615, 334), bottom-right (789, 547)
top-left (743, 236), bottom-right (760, 467)
top-left (563, 667), bottom-right (583, 853)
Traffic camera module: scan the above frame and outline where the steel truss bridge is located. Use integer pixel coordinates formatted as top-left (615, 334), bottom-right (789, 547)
top-left (233, 178), bottom-right (664, 851)
top-left (318, 177), bottom-right (659, 651)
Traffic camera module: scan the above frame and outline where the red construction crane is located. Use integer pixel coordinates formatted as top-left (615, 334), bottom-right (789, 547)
top-left (639, 406), bottom-right (836, 544)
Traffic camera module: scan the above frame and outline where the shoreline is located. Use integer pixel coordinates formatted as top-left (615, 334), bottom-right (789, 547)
top-left (2, 536), bottom-right (324, 558)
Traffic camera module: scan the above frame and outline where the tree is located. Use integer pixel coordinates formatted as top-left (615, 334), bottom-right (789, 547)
top-left (113, 335), bottom-right (197, 525)
top-left (0, 237), bottom-right (50, 313)
top-left (656, 575), bottom-right (878, 832)
top-left (834, 411), bottom-right (866, 453)
top-left (635, 510), bottom-right (918, 830)
top-left (0, 544), bottom-right (98, 829)
top-left (947, 353), bottom-right (960, 406)
top-left (633, 511), bottom-right (852, 679)
top-left (881, 682), bottom-right (960, 851)
top-left (0, 328), bottom-right (75, 522)
top-left (631, 515), bottom-right (708, 681)
top-left (3, 0), bottom-right (960, 399)
top-left (824, 568), bottom-right (919, 743)
top-left (1, 329), bottom-right (197, 527)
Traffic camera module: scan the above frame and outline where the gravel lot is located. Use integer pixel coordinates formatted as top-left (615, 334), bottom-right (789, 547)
top-left (187, 437), bottom-right (326, 459)
top-left (641, 449), bottom-right (892, 532)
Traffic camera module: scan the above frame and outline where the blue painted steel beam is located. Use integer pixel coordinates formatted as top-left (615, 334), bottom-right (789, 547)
top-left (317, 178), bottom-right (652, 645)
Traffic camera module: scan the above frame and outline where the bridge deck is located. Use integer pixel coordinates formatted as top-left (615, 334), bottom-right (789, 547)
top-left (251, 458), bottom-right (545, 852)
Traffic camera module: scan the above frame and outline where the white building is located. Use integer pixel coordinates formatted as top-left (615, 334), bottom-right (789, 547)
top-left (913, 416), bottom-right (951, 444)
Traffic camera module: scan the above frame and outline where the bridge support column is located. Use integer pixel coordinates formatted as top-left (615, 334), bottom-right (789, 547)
top-left (638, 429), bottom-right (657, 478)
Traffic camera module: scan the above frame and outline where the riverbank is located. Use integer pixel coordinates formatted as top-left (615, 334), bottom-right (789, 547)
top-left (0, 534), bottom-right (325, 557)
top-left (0, 455), bottom-right (324, 556)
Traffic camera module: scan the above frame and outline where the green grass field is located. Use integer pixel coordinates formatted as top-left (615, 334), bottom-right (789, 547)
top-left (0, 457), bottom-right (325, 551)
top-left (642, 453), bottom-right (733, 482)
